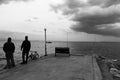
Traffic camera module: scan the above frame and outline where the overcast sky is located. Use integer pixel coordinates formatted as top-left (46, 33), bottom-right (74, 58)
top-left (0, 0), bottom-right (120, 41)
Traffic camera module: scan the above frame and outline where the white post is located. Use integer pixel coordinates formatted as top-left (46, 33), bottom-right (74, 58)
top-left (44, 28), bottom-right (47, 56)
top-left (67, 32), bottom-right (68, 47)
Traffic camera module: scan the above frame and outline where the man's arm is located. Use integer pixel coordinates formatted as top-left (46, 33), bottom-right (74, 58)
top-left (29, 41), bottom-right (31, 49)
top-left (3, 43), bottom-right (6, 52)
top-left (21, 41), bottom-right (24, 51)
top-left (13, 43), bottom-right (15, 52)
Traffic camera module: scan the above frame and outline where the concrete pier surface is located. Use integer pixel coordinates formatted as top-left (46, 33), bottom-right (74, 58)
top-left (0, 54), bottom-right (102, 80)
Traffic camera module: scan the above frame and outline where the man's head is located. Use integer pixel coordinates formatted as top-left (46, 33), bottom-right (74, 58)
top-left (25, 36), bottom-right (28, 40)
top-left (8, 37), bottom-right (11, 42)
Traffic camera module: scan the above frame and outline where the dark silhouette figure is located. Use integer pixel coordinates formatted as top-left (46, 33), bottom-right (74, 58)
top-left (3, 37), bottom-right (15, 69)
top-left (21, 36), bottom-right (31, 64)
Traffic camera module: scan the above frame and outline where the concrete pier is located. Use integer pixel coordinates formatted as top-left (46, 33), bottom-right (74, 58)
top-left (0, 54), bottom-right (102, 80)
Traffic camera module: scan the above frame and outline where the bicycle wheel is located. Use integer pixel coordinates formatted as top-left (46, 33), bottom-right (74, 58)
top-left (28, 55), bottom-right (32, 61)
top-left (35, 53), bottom-right (39, 59)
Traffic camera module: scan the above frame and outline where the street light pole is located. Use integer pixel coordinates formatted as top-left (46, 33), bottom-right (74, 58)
top-left (44, 28), bottom-right (47, 56)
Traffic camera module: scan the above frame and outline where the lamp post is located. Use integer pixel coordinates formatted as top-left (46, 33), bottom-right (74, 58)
top-left (44, 28), bottom-right (47, 56)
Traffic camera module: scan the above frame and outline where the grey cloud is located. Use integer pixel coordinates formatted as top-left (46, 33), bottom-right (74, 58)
top-left (51, 0), bottom-right (120, 15)
top-left (71, 23), bottom-right (120, 37)
top-left (51, 0), bottom-right (120, 37)
top-left (25, 17), bottom-right (39, 22)
top-left (63, 0), bottom-right (87, 9)
top-left (73, 8), bottom-right (120, 27)
top-left (72, 7), bottom-right (120, 37)
top-left (32, 17), bottom-right (39, 20)
top-left (0, 0), bottom-right (32, 5)
top-left (89, 0), bottom-right (120, 7)
top-left (50, 0), bottom-right (88, 15)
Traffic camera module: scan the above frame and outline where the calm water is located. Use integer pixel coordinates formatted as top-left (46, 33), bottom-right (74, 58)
top-left (0, 40), bottom-right (120, 68)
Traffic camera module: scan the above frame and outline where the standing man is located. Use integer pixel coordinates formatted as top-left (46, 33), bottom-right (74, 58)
top-left (3, 37), bottom-right (15, 69)
top-left (21, 36), bottom-right (31, 64)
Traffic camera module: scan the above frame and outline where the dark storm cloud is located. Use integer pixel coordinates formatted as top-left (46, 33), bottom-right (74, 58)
top-left (71, 23), bottom-right (120, 37)
top-left (0, 0), bottom-right (32, 5)
top-left (71, 8), bottom-right (120, 36)
top-left (51, 0), bottom-right (120, 37)
top-left (89, 0), bottom-right (120, 7)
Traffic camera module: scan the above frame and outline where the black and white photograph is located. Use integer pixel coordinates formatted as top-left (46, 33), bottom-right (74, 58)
top-left (0, 0), bottom-right (120, 80)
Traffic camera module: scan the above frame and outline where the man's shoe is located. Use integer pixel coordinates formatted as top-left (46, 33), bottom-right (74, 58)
top-left (12, 65), bottom-right (16, 67)
top-left (25, 61), bottom-right (28, 64)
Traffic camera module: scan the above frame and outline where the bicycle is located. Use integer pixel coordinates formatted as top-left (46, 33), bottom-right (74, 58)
top-left (28, 51), bottom-right (40, 61)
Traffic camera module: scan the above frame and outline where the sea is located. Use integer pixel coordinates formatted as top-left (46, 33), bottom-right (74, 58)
top-left (0, 40), bottom-right (120, 68)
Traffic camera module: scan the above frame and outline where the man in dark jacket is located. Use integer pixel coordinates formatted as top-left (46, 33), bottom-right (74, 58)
top-left (3, 37), bottom-right (15, 69)
top-left (21, 36), bottom-right (31, 64)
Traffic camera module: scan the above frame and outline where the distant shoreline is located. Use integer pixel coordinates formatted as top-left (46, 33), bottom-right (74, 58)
top-left (1, 38), bottom-right (120, 43)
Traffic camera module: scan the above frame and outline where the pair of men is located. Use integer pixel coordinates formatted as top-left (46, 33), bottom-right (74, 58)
top-left (3, 36), bottom-right (31, 69)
